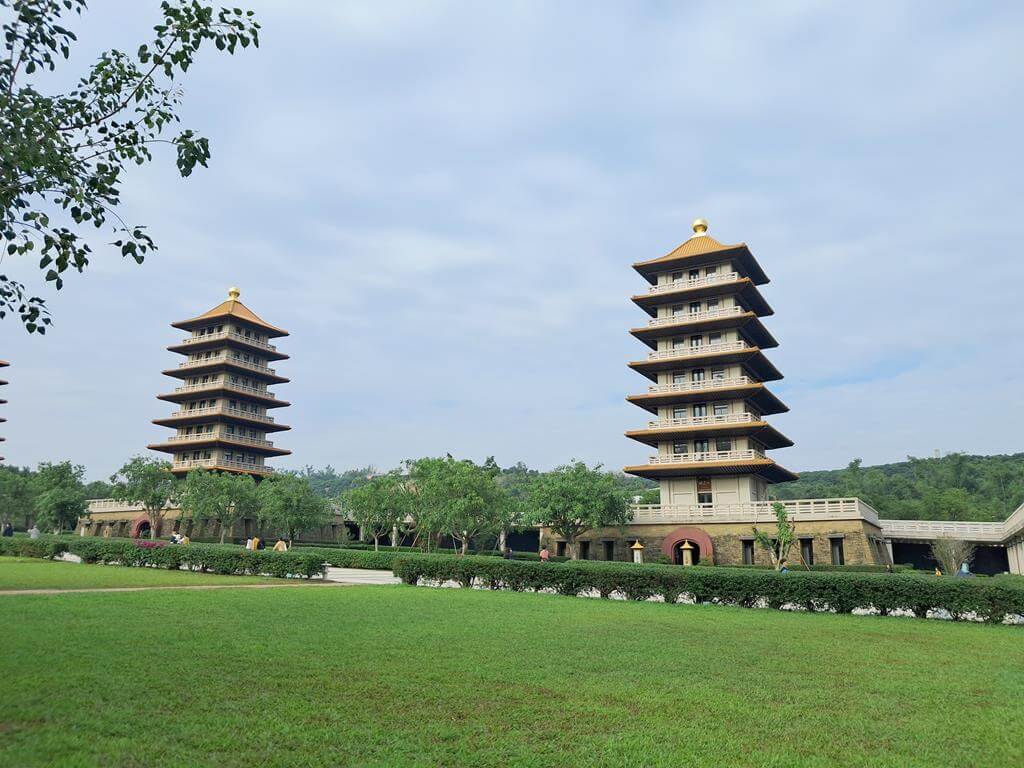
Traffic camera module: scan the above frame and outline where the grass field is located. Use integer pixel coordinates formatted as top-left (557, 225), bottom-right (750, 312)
top-left (0, 558), bottom-right (278, 590)
top-left (3, 561), bottom-right (1023, 768)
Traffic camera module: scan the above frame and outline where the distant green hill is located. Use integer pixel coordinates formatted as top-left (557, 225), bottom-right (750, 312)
top-left (772, 453), bottom-right (1024, 522)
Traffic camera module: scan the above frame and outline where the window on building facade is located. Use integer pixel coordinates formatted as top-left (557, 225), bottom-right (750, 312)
top-left (672, 338), bottom-right (686, 349)
top-left (742, 540), bottom-right (755, 565)
top-left (688, 268), bottom-right (700, 280)
top-left (711, 367), bottom-right (726, 380)
top-left (705, 265), bottom-right (718, 276)
top-left (691, 369), bottom-right (705, 382)
top-left (716, 437), bottom-right (732, 452)
top-left (672, 371), bottom-right (687, 384)
top-left (706, 298), bottom-right (719, 310)
top-left (693, 439), bottom-right (710, 454)
top-left (830, 538), bottom-right (845, 565)
top-left (692, 403), bottom-right (708, 417)
top-left (579, 541), bottom-right (591, 560)
top-left (690, 335), bottom-right (703, 348)
top-left (707, 332), bottom-right (722, 345)
top-left (672, 304), bottom-right (684, 316)
top-left (555, 541), bottom-right (567, 557)
top-left (697, 477), bottom-right (713, 505)
top-left (671, 271), bottom-right (683, 282)
top-left (689, 301), bottom-right (702, 314)
top-left (672, 406), bottom-right (687, 419)
top-left (801, 538), bottom-right (814, 566)
top-left (713, 402), bottom-right (729, 416)
top-left (672, 441), bottom-right (688, 455)
top-left (603, 540), bottom-right (615, 561)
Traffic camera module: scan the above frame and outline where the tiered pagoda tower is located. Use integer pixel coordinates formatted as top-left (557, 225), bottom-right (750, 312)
top-left (148, 288), bottom-right (291, 477)
top-left (624, 219), bottom-right (796, 509)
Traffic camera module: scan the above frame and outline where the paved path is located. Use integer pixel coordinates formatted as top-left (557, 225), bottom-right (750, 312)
top-left (324, 567), bottom-right (401, 585)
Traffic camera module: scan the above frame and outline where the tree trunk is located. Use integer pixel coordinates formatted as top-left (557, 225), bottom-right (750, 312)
top-left (569, 536), bottom-right (578, 560)
top-left (373, 534), bottom-right (379, 552)
top-left (220, 527), bottom-right (227, 544)
top-left (392, 524), bottom-right (399, 549)
top-left (498, 528), bottom-right (507, 552)
top-left (460, 536), bottom-right (469, 556)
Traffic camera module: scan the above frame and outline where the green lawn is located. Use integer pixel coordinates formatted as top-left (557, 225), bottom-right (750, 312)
top-left (2, 582), bottom-right (1023, 767)
top-left (0, 558), bottom-right (278, 590)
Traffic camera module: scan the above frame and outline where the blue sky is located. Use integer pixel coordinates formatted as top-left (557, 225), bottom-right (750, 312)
top-left (3, 1), bottom-right (1024, 481)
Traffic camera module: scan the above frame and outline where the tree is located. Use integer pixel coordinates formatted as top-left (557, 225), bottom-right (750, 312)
top-left (257, 473), bottom-right (331, 545)
top-left (0, 465), bottom-right (34, 526)
top-left (32, 461), bottom-right (87, 533)
top-left (410, 456), bottom-right (506, 555)
top-left (178, 469), bottom-right (258, 544)
top-left (752, 502), bottom-right (798, 571)
top-left (343, 471), bottom-right (412, 551)
top-left (110, 456), bottom-right (179, 539)
top-left (1, 0), bottom-right (260, 333)
top-left (930, 539), bottom-right (975, 575)
top-left (526, 461), bottom-right (631, 560)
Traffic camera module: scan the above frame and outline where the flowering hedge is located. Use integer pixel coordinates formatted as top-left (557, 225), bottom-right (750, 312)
top-left (391, 555), bottom-right (1024, 624)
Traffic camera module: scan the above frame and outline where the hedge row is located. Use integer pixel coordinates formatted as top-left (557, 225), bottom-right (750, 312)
top-left (712, 563), bottom-right (915, 573)
top-left (0, 536), bottom-right (326, 579)
top-left (295, 542), bottom-right (568, 562)
top-left (391, 555), bottom-right (1024, 623)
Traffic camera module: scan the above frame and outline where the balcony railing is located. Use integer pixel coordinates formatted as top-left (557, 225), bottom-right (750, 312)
top-left (630, 498), bottom-right (880, 525)
top-left (172, 457), bottom-right (272, 474)
top-left (647, 340), bottom-right (749, 362)
top-left (166, 430), bottom-right (274, 449)
top-left (878, 519), bottom-right (1006, 543)
top-left (649, 449), bottom-right (765, 465)
top-left (646, 413), bottom-right (757, 430)
top-left (166, 405), bottom-right (275, 424)
top-left (647, 376), bottom-right (751, 394)
top-left (172, 380), bottom-right (275, 399)
top-left (647, 306), bottom-right (744, 328)
top-left (176, 330), bottom-right (277, 353)
top-left (647, 271), bottom-right (740, 294)
top-left (178, 354), bottom-right (277, 377)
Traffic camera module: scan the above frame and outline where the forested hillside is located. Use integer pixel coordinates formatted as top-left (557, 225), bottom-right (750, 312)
top-left (772, 453), bottom-right (1024, 522)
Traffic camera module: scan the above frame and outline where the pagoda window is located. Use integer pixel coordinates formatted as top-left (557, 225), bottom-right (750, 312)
top-left (696, 477), bottom-right (713, 505)
top-left (671, 271), bottom-right (683, 282)
top-left (672, 338), bottom-right (685, 349)
top-left (672, 371), bottom-right (686, 383)
top-left (689, 302), bottom-right (702, 314)
top-left (203, 451), bottom-right (211, 459)
top-left (829, 538), bottom-right (845, 566)
top-left (688, 269), bottom-right (700, 280)
top-left (713, 403), bottom-right (729, 416)
top-left (689, 335), bottom-right (703, 348)
top-left (706, 298), bottom-right (719, 310)
top-left (707, 332), bottom-right (722, 345)
top-left (711, 367), bottom-right (726, 380)
top-left (672, 407), bottom-right (687, 419)
top-left (801, 538), bottom-right (815, 566)
top-left (742, 540), bottom-right (755, 565)
top-left (672, 442), bottom-right (687, 455)
top-left (691, 369), bottom-right (705, 382)
top-left (692, 403), bottom-right (708, 417)
top-left (226, 425), bottom-right (235, 434)
top-left (192, 451), bottom-right (201, 459)
top-left (705, 265), bottom-right (718, 276)
top-left (693, 439), bottom-right (710, 454)
top-left (671, 304), bottom-right (684, 316)
top-left (716, 437), bottom-right (732, 452)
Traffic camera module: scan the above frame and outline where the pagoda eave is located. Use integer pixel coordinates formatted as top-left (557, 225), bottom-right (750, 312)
top-left (167, 338), bottom-right (290, 362)
top-left (632, 244), bottom-right (769, 286)
top-left (631, 278), bottom-right (773, 317)
top-left (147, 438), bottom-right (291, 457)
top-left (156, 389), bottom-right (289, 408)
top-left (626, 385), bottom-right (789, 415)
top-left (630, 315), bottom-right (777, 349)
top-left (170, 464), bottom-right (275, 478)
top-left (628, 349), bottom-right (782, 382)
top-left (151, 414), bottom-right (291, 433)
top-left (624, 460), bottom-right (798, 483)
top-left (625, 422), bottom-right (793, 449)
top-left (161, 363), bottom-right (290, 385)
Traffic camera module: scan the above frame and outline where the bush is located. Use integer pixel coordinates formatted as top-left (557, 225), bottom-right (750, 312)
top-left (0, 536), bottom-right (326, 579)
top-left (390, 557), bottom-right (1024, 624)
top-left (712, 563), bottom-right (914, 573)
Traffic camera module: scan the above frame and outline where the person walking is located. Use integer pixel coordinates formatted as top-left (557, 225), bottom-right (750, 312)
top-left (245, 537), bottom-right (254, 551)
top-left (955, 562), bottom-right (974, 578)
top-left (539, 546), bottom-right (550, 562)
top-left (272, 538), bottom-right (288, 553)
top-left (1, 522), bottom-right (13, 537)
top-left (28, 524), bottom-right (40, 540)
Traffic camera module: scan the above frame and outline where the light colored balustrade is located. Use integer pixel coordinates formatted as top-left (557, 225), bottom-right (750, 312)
top-left (178, 354), bottom-right (277, 377)
top-left (176, 330), bottom-right (277, 352)
top-left (648, 449), bottom-right (765, 465)
top-left (648, 306), bottom-right (744, 327)
top-left (879, 519), bottom-right (1006, 543)
top-left (647, 340), bottom-right (749, 361)
top-left (629, 498), bottom-right (879, 525)
top-left (647, 272), bottom-right (740, 294)
top-left (646, 413), bottom-right (756, 429)
top-left (167, 430), bottom-right (274, 448)
top-left (167, 406), bottom-right (274, 423)
top-left (647, 376), bottom-right (751, 394)
top-left (172, 380), bottom-right (275, 399)
top-left (171, 458), bottom-right (272, 474)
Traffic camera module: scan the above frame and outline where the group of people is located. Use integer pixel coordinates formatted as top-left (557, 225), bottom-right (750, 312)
top-left (245, 536), bottom-right (289, 553)
top-left (168, 532), bottom-right (190, 546)
top-left (1, 522), bottom-right (39, 539)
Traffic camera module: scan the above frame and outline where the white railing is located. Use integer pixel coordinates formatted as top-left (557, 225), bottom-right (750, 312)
top-left (176, 330), bottom-right (277, 353)
top-left (647, 340), bottom-right (749, 362)
top-left (646, 413), bottom-right (756, 430)
top-left (172, 381), bottom-right (275, 399)
top-left (649, 449), bottom-right (765, 465)
top-left (647, 272), bottom-right (740, 294)
top-left (647, 306), bottom-right (744, 328)
top-left (87, 499), bottom-right (147, 514)
top-left (171, 458), bottom-right (273, 474)
top-left (164, 406), bottom-right (275, 424)
top-left (879, 519), bottom-right (1006, 543)
top-left (647, 376), bottom-right (751, 394)
top-left (178, 354), bottom-right (277, 377)
top-left (630, 498), bottom-right (879, 525)
top-left (166, 431), bottom-right (274, 448)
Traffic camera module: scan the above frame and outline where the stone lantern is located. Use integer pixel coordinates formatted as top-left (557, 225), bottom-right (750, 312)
top-left (680, 539), bottom-right (695, 567)
top-left (630, 540), bottom-right (644, 564)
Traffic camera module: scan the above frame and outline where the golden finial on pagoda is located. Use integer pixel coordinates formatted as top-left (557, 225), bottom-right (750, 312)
top-left (228, 286), bottom-right (241, 300)
top-left (692, 218), bottom-right (709, 235)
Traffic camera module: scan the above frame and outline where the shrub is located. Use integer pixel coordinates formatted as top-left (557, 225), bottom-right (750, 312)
top-left (389, 557), bottom-right (1024, 623)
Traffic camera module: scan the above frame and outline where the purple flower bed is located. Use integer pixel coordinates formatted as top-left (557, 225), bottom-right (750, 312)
top-left (133, 539), bottom-right (167, 549)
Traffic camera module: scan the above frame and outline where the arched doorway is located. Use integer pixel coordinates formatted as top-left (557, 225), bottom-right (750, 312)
top-left (672, 539), bottom-right (701, 566)
top-left (132, 515), bottom-right (152, 539)
top-left (661, 526), bottom-right (715, 566)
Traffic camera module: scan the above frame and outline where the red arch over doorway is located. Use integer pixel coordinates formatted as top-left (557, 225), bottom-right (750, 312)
top-left (661, 526), bottom-right (715, 563)
top-left (131, 514), bottom-right (152, 539)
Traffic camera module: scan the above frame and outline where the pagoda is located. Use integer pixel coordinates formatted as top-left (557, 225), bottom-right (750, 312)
top-left (0, 359), bottom-right (7, 462)
top-left (624, 219), bottom-right (796, 509)
top-left (149, 287), bottom-right (291, 477)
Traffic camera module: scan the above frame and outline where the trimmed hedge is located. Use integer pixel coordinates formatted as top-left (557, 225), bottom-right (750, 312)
top-left (0, 536), bottom-right (326, 579)
top-left (711, 563), bottom-right (915, 573)
top-left (391, 555), bottom-right (1024, 624)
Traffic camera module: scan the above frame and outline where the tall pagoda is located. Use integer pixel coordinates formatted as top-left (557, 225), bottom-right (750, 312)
top-left (0, 359), bottom-right (8, 462)
top-left (624, 219), bottom-right (796, 510)
top-left (149, 287), bottom-right (291, 477)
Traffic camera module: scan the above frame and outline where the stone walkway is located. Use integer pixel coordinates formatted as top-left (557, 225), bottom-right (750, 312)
top-left (324, 567), bottom-right (401, 585)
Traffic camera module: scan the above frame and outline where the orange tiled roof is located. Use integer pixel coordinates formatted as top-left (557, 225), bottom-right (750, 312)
top-left (172, 295), bottom-right (288, 337)
top-left (634, 234), bottom-right (746, 269)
